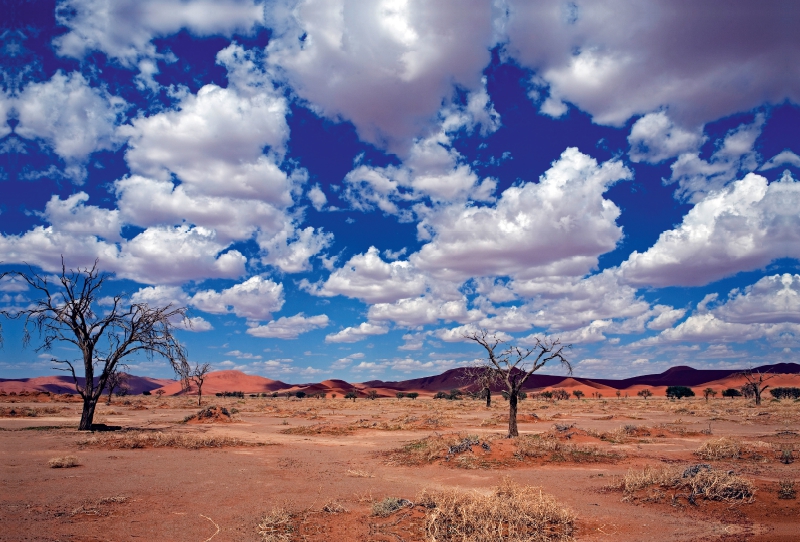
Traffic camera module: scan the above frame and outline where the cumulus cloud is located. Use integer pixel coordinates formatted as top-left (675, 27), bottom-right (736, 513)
top-left (628, 112), bottom-right (705, 164)
top-left (621, 171), bottom-right (800, 287)
top-left (715, 274), bottom-right (800, 325)
top-left (368, 295), bottom-right (481, 327)
top-left (54, 0), bottom-right (264, 66)
top-left (247, 313), bottom-right (330, 339)
top-left (325, 322), bottom-right (389, 343)
top-left (412, 148), bottom-right (631, 281)
top-left (309, 246), bottom-right (427, 304)
top-left (191, 276), bottom-right (284, 320)
top-left (667, 115), bottom-right (763, 201)
top-left (265, 0), bottom-right (497, 152)
top-left (15, 71), bottom-right (127, 183)
top-left (507, 1), bottom-right (799, 127)
top-left (258, 225), bottom-right (333, 274)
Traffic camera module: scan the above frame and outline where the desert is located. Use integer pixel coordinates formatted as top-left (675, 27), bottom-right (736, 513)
top-left (2, 364), bottom-right (799, 541)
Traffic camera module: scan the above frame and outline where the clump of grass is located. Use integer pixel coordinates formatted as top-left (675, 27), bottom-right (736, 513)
top-left (257, 507), bottom-right (293, 542)
top-left (618, 464), bottom-right (755, 504)
top-left (419, 478), bottom-right (575, 541)
top-left (346, 468), bottom-right (374, 478)
top-left (280, 423), bottom-right (354, 436)
top-left (78, 431), bottom-right (268, 449)
top-left (48, 455), bottom-right (79, 468)
top-left (321, 500), bottom-right (348, 514)
top-left (372, 497), bottom-right (412, 517)
top-left (778, 480), bottom-right (796, 500)
top-left (694, 437), bottom-right (742, 460)
top-left (385, 433), bottom-right (492, 467)
top-left (514, 434), bottom-right (621, 463)
top-left (182, 406), bottom-right (233, 423)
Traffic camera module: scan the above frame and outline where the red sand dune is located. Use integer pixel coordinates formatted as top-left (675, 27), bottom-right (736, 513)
top-left (4, 362), bottom-right (800, 398)
top-left (153, 370), bottom-right (289, 396)
top-left (0, 374), bottom-right (173, 395)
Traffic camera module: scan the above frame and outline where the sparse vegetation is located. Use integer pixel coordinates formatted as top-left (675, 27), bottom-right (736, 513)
top-left (770, 387), bottom-right (800, 400)
top-left (419, 478), bottom-right (575, 541)
top-left (78, 431), bottom-right (267, 449)
top-left (666, 386), bottom-right (695, 399)
top-left (722, 388), bottom-right (742, 398)
top-left (694, 437), bottom-right (742, 460)
top-left (778, 479), bottom-right (796, 499)
top-left (618, 464), bottom-right (755, 504)
top-left (48, 455), bottom-right (79, 468)
top-left (371, 496), bottom-right (412, 517)
top-left (637, 389), bottom-right (652, 399)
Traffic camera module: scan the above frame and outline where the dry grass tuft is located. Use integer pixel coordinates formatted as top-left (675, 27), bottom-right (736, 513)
top-left (48, 455), bottom-right (79, 468)
top-left (280, 423), bottom-right (354, 436)
top-left (385, 433), bottom-right (493, 467)
top-left (618, 464), bottom-right (755, 504)
top-left (346, 468), bottom-right (374, 478)
top-left (372, 497), bottom-right (412, 517)
top-left (694, 437), bottom-right (742, 460)
top-left (257, 507), bottom-right (293, 542)
top-left (419, 478), bottom-right (575, 541)
top-left (321, 500), bottom-right (348, 514)
top-left (78, 431), bottom-right (268, 449)
top-left (514, 434), bottom-right (621, 463)
top-left (778, 479), bottom-right (796, 500)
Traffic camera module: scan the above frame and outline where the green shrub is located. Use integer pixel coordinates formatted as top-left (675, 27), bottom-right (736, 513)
top-left (666, 386), bottom-right (695, 399)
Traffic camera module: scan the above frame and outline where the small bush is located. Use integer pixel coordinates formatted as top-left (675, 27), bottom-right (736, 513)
top-left (722, 388), bottom-right (742, 398)
top-left (406, 392), bottom-right (419, 399)
top-left (778, 480), bottom-right (796, 500)
top-left (694, 437), bottom-right (742, 460)
top-left (295, 391), bottom-right (306, 399)
top-left (344, 391), bottom-right (357, 401)
top-left (78, 431), bottom-right (266, 449)
top-left (141, 390), bottom-right (151, 396)
top-left (666, 386), bottom-right (695, 399)
top-left (258, 507), bottom-right (293, 542)
top-left (419, 478), bottom-right (575, 541)
top-left (49, 456), bottom-right (79, 468)
top-left (396, 392), bottom-right (406, 398)
top-left (770, 387), bottom-right (800, 400)
top-left (619, 464), bottom-right (755, 504)
top-left (371, 497), bottom-right (411, 517)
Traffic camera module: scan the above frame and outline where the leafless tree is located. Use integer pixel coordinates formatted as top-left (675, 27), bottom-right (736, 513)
top-left (459, 365), bottom-right (501, 407)
top-left (465, 329), bottom-right (571, 438)
top-left (702, 387), bottom-right (717, 403)
top-left (637, 389), bottom-right (652, 400)
top-left (106, 367), bottom-right (130, 405)
top-left (739, 368), bottom-right (775, 406)
top-left (7, 260), bottom-right (190, 430)
top-left (189, 363), bottom-right (212, 406)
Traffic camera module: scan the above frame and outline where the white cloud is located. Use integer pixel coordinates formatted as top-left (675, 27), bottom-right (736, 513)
top-left (398, 331), bottom-right (429, 351)
top-left (258, 225), bottom-right (333, 274)
top-left (310, 246), bottom-right (427, 304)
top-left (761, 150), bottom-right (800, 171)
top-left (37, 192), bottom-right (122, 242)
top-left (247, 313), bottom-right (330, 339)
top-left (646, 305), bottom-right (687, 330)
top-left (507, 1), bottom-right (798, 128)
top-left (130, 285), bottom-right (189, 307)
top-left (15, 71), bottom-right (127, 183)
top-left (412, 148), bottom-right (631, 281)
top-left (176, 316), bottom-right (214, 332)
top-left (192, 276), bottom-right (284, 320)
top-left (265, 0), bottom-right (497, 152)
top-left (628, 112), bottom-right (706, 164)
top-left (667, 116), bottom-right (763, 201)
top-left (120, 46), bottom-right (294, 206)
top-left (715, 274), bottom-right (800, 325)
top-left (325, 322), bottom-right (389, 343)
top-left (368, 295), bottom-right (481, 328)
top-left (307, 184), bottom-right (328, 211)
top-left (54, 0), bottom-right (264, 66)
top-left (621, 171), bottom-right (800, 287)
top-left (434, 324), bottom-right (511, 343)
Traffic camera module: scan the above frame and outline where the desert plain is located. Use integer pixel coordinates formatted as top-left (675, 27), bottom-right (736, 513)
top-left (1, 371), bottom-right (800, 542)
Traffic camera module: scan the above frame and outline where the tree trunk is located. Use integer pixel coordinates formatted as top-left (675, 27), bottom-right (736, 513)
top-left (198, 385), bottom-right (202, 407)
top-left (754, 390), bottom-right (761, 406)
top-left (485, 387), bottom-right (491, 408)
top-left (507, 391), bottom-right (519, 438)
top-left (78, 397), bottom-right (98, 431)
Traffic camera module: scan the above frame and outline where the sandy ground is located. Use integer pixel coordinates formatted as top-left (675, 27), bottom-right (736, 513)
top-left (1, 393), bottom-right (798, 541)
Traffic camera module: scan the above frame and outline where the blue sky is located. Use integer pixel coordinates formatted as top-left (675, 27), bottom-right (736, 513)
top-left (1, 0), bottom-right (799, 382)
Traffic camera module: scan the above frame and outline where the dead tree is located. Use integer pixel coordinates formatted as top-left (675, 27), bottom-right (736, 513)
top-left (105, 368), bottom-right (130, 405)
top-left (465, 329), bottom-right (571, 438)
top-left (8, 260), bottom-right (190, 430)
top-left (190, 363), bottom-right (211, 407)
top-left (459, 365), bottom-right (501, 407)
top-left (739, 369), bottom-right (775, 406)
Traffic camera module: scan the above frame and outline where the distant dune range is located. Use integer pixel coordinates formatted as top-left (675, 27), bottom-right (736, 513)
top-left (2, 363), bottom-right (800, 398)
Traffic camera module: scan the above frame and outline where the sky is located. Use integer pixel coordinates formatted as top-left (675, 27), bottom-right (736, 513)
top-left (0, 0), bottom-right (799, 383)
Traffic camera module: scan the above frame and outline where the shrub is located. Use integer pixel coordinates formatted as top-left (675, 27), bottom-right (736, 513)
top-left (770, 387), bottom-right (800, 400)
top-left (637, 389), bottom-right (652, 399)
top-left (722, 388), bottom-right (742, 398)
top-left (572, 390), bottom-right (584, 399)
top-left (666, 386), bottom-right (695, 399)
top-left (619, 464), bottom-right (754, 504)
top-left (552, 390), bottom-right (568, 401)
top-left (48, 456), bottom-right (79, 468)
top-left (396, 392), bottom-right (406, 398)
top-left (295, 391), bottom-right (306, 399)
top-left (694, 437), bottom-right (742, 460)
top-left (406, 392), bottom-right (419, 399)
top-left (367, 390), bottom-right (378, 400)
top-left (778, 480), bottom-right (796, 499)
top-left (419, 478), bottom-right (575, 541)
top-left (142, 390), bottom-right (151, 396)
top-left (434, 391), bottom-right (448, 399)
top-left (371, 497), bottom-right (411, 517)
top-left (344, 391), bottom-right (357, 401)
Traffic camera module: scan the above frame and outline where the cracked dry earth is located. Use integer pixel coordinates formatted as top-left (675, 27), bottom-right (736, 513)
top-left (1, 394), bottom-right (799, 541)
